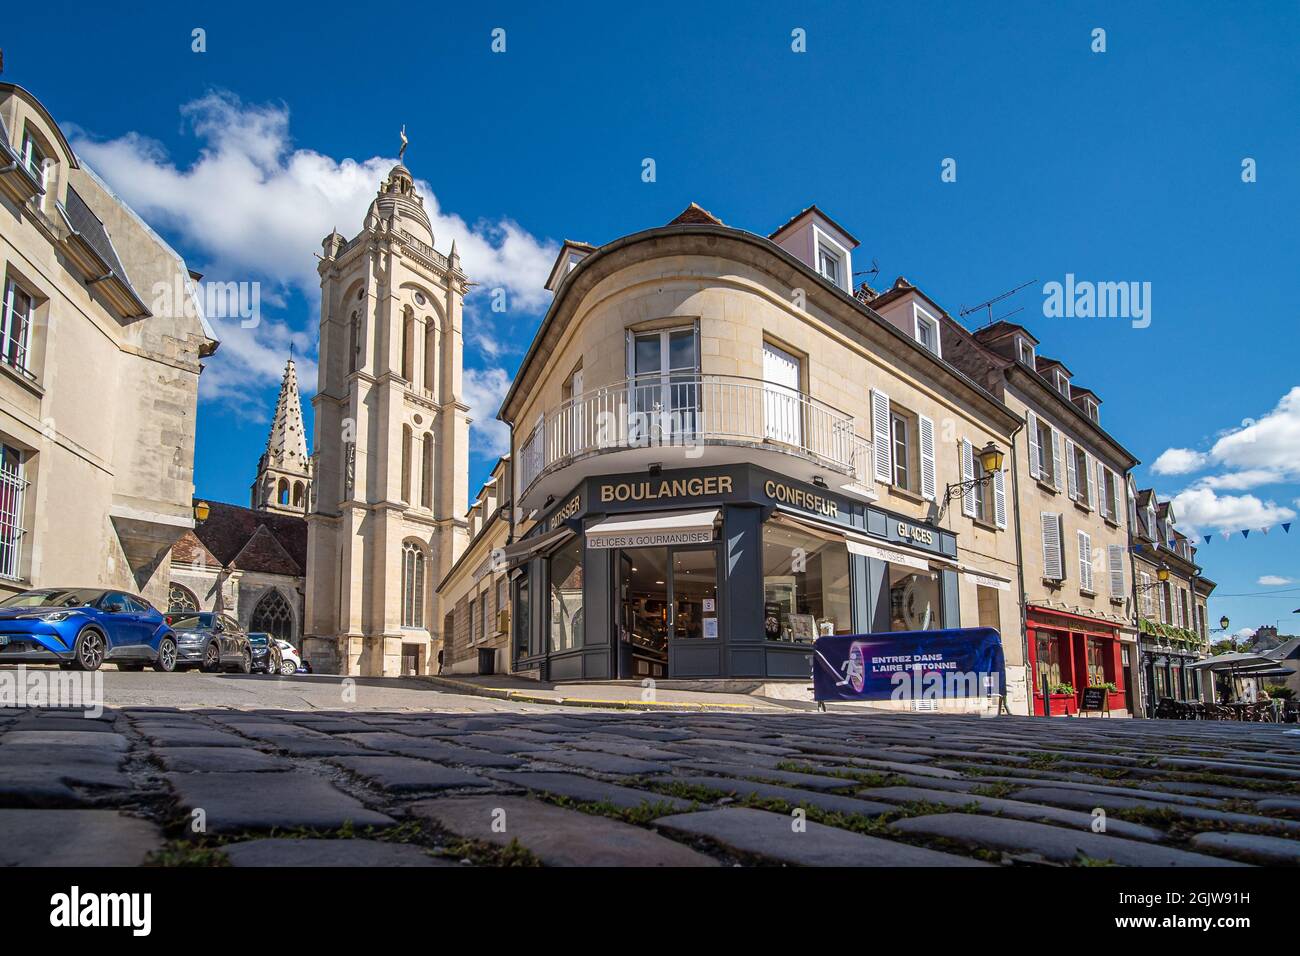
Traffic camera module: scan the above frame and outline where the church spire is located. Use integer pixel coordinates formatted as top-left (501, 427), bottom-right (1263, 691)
top-left (251, 356), bottom-right (313, 515)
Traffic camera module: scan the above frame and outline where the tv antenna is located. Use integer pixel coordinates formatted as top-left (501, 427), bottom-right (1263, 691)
top-left (852, 258), bottom-right (880, 285)
top-left (959, 279), bottom-right (1036, 327)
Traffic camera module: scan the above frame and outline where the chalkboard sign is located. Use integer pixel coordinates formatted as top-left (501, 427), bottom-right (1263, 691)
top-left (1080, 686), bottom-right (1109, 714)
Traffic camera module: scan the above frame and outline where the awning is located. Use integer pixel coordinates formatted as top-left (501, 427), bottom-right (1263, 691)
top-left (847, 539), bottom-right (931, 571)
top-left (499, 525), bottom-right (575, 567)
top-left (585, 509), bottom-right (720, 549)
top-left (771, 511), bottom-right (953, 572)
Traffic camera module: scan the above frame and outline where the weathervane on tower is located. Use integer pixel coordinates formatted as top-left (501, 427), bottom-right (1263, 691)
top-left (398, 124), bottom-right (408, 162)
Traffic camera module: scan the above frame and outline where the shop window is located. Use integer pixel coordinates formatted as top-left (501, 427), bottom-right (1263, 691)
top-left (1034, 633), bottom-right (1062, 691)
top-left (548, 539), bottom-right (584, 652)
top-left (1154, 662), bottom-right (1169, 700)
top-left (761, 519), bottom-right (850, 641)
top-left (1086, 637), bottom-right (1107, 686)
top-left (1170, 661), bottom-right (1183, 700)
top-left (889, 565), bottom-right (941, 631)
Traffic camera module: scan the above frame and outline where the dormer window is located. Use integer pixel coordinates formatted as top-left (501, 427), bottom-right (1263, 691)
top-left (20, 130), bottom-right (47, 186)
top-left (1017, 337), bottom-right (1036, 366)
top-left (1085, 399), bottom-right (1099, 422)
top-left (1055, 371), bottom-right (1070, 398)
top-left (816, 242), bottom-right (842, 288)
top-left (913, 306), bottom-right (940, 356)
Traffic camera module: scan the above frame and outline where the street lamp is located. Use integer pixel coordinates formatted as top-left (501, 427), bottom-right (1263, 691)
top-left (935, 441), bottom-right (1004, 522)
top-left (193, 500), bottom-right (210, 523)
top-left (1135, 563), bottom-right (1171, 590)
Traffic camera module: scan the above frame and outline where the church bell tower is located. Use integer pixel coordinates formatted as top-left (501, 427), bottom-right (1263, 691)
top-left (303, 146), bottom-right (471, 677)
top-left (252, 356), bottom-right (313, 516)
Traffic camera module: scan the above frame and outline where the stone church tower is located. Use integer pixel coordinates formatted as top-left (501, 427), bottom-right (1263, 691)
top-left (251, 356), bottom-right (313, 516)
top-left (303, 160), bottom-right (470, 676)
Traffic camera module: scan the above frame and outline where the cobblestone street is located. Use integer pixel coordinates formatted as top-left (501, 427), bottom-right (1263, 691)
top-left (2, 673), bottom-right (1298, 867)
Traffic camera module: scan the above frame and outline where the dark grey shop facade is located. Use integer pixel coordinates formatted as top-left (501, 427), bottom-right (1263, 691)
top-left (507, 463), bottom-right (960, 682)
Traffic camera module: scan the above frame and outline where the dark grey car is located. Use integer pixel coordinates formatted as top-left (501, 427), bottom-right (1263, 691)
top-left (164, 611), bottom-right (253, 673)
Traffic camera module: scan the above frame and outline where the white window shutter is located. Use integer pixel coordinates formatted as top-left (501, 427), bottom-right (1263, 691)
top-left (1026, 410), bottom-right (1040, 479)
top-left (1110, 468), bottom-right (1122, 521)
top-left (1077, 531), bottom-right (1092, 591)
top-left (1108, 544), bottom-right (1124, 596)
top-left (960, 438), bottom-right (976, 516)
top-left (919, 416), bottom-right (936, 502)
top-left (1041, 512), bottom-right (1062, 580)
top-left (1084, 450), bottom-right (1097, 510)
top-left (1051, 427), bottom-right (1064, 492)
top-left (1140, 572), bottom-right (1152, 616)
top-left (993, 468), bottom-right (1007, 529)
top-left (1096, 460), bottom-right (1108, 518)
top-left (871, 388), bottom-right (892, 483)
top-left (1065, 438), bottom-right (1078, 499)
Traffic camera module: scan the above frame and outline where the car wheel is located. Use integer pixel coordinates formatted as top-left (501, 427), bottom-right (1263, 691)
top-left (266, 651), bottom-right (281, 676)
top-left (235, 647), bottom-right (252, 674)
top-left (280, 659), bottom-right (297, 676)
top-left (153, 638), bottom-right (178, 673)
top-left (71, 629), bottom-right (105, 671)
top-left (201, 641), bottom-right (220, 673)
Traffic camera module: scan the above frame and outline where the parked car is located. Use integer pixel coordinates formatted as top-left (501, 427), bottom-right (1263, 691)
top-left (164, 611), bottom-right (253, 673)
top-left (247, 632), bottom-right (283, 675)
top-left (0, 588), bottom-right (178, 672)
top-left (273, 638), bottom-right (302, 676)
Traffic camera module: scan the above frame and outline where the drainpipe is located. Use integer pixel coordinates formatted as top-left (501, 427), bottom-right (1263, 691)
top-left (1127, 530), bottom-right (1144, 716)
top-left (1007, 419), bottom-right (1030, 711)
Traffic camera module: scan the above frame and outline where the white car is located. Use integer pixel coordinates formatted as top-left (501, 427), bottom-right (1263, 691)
top-left (274, 639), bottom-right (302, 676)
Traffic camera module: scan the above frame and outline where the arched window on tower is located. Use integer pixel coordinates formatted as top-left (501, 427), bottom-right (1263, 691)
top-left (402, 541), bottom-right (425, 628)
top-left (421, 433), bottom-right (433, 509)
top-left (348, 310), bottom-right (360, 373)
top-left (401, 425), bottom-right (413, 503)
top-left (401, 306), bottom-right (414, 382)
top-left (250, 588), bottom-right (295, 643)
top-left (293, 482), bottom-right (305, 508)
top-left (278, 478), bottom-right (290, 505)
top-left (424, 318), bottom-right (437, 396)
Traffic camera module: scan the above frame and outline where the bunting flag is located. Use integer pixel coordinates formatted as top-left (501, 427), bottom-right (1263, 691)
top-left (1285, 523), bottom-right (1293, 534)
top-left (1241, 530), bottom-right (1250, 539)
top-left (1203, 534), bottom-right (1213, 544)
top-left (1261, 527), bottom-right (1270, 536)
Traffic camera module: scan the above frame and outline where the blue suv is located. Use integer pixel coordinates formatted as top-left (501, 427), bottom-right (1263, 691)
top-left (0, 588), bottom-right (179, 672)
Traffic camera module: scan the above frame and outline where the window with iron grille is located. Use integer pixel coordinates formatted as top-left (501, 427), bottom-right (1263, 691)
top-left (0, 445), bottom-right (28, 581)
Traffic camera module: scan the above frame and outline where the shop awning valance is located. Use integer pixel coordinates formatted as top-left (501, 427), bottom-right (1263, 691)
top-left (500, 525), bottom-right (575, 567)
top-left (585, 509), bottom-right (721, 549)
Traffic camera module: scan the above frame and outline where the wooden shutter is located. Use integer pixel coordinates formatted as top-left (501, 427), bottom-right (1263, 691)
top-left (1140, 572), bottom-right (1153, 616)
top-left (960, 438), bottom-right (975, 516)
top-left (1078, 531), bottom-right (1093, 591)
top-left (1084, 450), bottom-right (1097, 510)
top-left (871, 388), bottom-right (892, 483)
top-left (1051, 426), bottom-right (1065, 492)
top-left (1108, 544), bottom-right (1124, 596)
top-left (1026, 410), bottom-right (1040, 479)
top-left (919, 416), bottom-right (936, 502)
top-left (1065, 438), bottom-right (1078, 499)
top-left (1041, 512), bottom-right (1063, 580)
top-left (1110, 468), bottom-right (1122, 522)
top-left (1096, 460), bottom-right (1108, 518)
top-left (993, 467), bottom-right (1007, 529)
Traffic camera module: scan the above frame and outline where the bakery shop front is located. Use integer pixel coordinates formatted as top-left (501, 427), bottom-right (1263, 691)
top-left (505, 462), bottom-right (963, 682)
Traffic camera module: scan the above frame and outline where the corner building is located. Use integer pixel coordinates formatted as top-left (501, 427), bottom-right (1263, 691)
top-left (497, 205), bottom-right (1029, 709)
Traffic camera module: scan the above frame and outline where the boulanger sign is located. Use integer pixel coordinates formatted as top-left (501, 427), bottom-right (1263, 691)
top-left (598, 475), bottom-right (734, 504)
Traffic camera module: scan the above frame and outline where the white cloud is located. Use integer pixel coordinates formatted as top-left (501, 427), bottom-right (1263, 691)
top-left (1257, 575), bottom-right (1295, 587)
top-left (70, 91), bottom-right (556, 413)
top-left (1191, 469), bottom-right (1287, 491)
top-left (1151, 447), bottom-right (1209, 475)
top-left (1232, 627), bottom-right (1258, 642)
top-left (1168, 486), bottom-right (1296, 535)
top-left (1209, 387), bottom-right (1300, 472)
top-left (463, 366), bottom-right (513, 459)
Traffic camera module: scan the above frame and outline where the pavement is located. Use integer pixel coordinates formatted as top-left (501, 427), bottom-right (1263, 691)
top-left (2, 669), bottom-right (1299, 867)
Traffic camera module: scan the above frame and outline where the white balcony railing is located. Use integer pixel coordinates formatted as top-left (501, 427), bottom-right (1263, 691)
top-left (0, 461), bottom-right (27, 581)
top-left (518, 373), bottom-right (874, 496)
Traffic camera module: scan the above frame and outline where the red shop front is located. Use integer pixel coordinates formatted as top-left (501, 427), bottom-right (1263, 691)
top-left (1026, 605), bottom-right (1128, 716)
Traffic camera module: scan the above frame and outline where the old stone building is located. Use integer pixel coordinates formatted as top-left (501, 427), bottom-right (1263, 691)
top-left (437, 455), bottom-right (512, 676)
top-left (0, 82), bottom-right (217, 608)
top-left (168, 357), bottom-right (309, 642)
top-left (304, 159), bottom-right (470, 676)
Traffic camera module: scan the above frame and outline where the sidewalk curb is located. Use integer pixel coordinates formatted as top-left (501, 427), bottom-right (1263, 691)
top-left (416, 676), bottom-right (765, 712)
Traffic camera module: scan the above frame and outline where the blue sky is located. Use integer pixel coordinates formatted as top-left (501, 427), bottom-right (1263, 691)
top-left (7, 0), bottom-right (1299, 634)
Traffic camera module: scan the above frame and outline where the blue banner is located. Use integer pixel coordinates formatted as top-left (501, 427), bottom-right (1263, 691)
top-left (812, 628), bottom-right (1006, 703)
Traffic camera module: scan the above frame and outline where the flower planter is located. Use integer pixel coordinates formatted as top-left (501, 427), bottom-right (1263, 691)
top-left (1041, 693), bottom-right (1076, 716)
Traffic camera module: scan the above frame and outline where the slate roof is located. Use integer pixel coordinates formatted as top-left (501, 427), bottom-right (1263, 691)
top-left (178, 500), bottom-right (307, 575)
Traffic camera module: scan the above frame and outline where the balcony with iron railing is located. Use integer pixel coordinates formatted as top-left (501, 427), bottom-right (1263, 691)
top-left (516, 372), bottom-right (876, 510)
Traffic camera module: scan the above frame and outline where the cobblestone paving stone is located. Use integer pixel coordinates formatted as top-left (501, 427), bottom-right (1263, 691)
top-left (2, 694), bottom-right (1299, 866)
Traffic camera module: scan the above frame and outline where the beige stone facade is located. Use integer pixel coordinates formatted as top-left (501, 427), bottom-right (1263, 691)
top-left (304, 162), bottom-right (470, 676)
top-left (499, 205), bottom-right (1027, 707)
top-left (0, 82), bottom-right (215, 608)
top-left (437, 456), bottom-right (512, 676)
